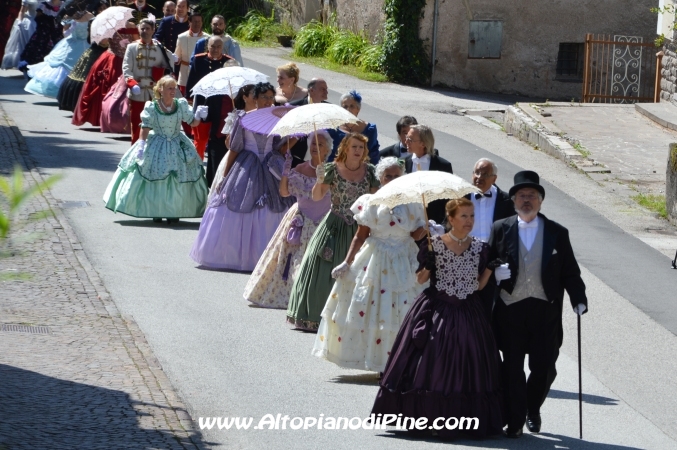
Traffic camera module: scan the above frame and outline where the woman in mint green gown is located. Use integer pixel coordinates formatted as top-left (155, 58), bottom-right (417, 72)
top-left (103, 76), bottom-right (208, 222)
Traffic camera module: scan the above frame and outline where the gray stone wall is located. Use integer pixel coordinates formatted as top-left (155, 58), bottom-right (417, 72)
top-left (668, 143), bottom-right (677, 225)
top-left (660, 41), bottom-right (677, 106)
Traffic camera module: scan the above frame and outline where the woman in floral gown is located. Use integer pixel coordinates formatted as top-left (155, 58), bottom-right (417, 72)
top-left (311, 157), bottom-right (428, 372)
top-left (103, 75), bottom-right (208, 221)
top-left (286, 132), bottom-right (380, 331)
top-left (371, 197), bottom-right (504, 439)
top-left (244, 130), bottom-right (333, 309)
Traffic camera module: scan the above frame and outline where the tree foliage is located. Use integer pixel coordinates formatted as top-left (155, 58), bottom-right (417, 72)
top-left (381, 0), bottom-right (429, 84)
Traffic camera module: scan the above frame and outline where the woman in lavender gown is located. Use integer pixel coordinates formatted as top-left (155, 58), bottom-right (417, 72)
top-left (243, 130), bottom-right (333, 308)
top-left (189, 82), bottom-right (296, 272)
top-left (371, 197), bottom-right (504, 439)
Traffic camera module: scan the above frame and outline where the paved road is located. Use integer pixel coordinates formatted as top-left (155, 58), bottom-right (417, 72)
top-left (2, 50), bottom-right (677, 450)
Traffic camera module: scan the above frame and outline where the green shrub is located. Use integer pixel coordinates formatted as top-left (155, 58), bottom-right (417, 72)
top-left (358, 44), bottom-right (384, 73)
top-left (233, 10), bottom-right (275, 41)
top-left (197, 0), bottom-right (265, 33)
top-left (293, 20), bottom-right (338, 57)
top-left (381, 0), bottom-right (429, 84)
top-left (326, 31), bottom-right (369, 65)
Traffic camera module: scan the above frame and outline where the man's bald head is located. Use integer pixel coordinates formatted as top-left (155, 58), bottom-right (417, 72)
top-left (162, 1), bottom-right (175, 16)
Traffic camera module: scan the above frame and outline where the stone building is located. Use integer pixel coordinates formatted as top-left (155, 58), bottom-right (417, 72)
top-left (279, 0), bottom-right (658, 100)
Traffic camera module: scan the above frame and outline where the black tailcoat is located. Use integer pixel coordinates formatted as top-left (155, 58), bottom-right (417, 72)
top-left (402, 153), bottom-right (453, 224)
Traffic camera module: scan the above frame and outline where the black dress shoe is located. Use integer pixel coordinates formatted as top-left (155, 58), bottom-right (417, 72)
top-left (526, 413), bottom-right (542, 433)
top-left (504, 427), bottom-right (523, 438)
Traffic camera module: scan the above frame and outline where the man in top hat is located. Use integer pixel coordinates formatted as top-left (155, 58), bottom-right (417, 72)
top-left (122, 18), bottom-right (174, 143)
top-left (488, 170), bottom-right (588, 438)
top-left (187, 35), bottom-right (237, 176)
top-left (465, 157), bottom-right (514, 318)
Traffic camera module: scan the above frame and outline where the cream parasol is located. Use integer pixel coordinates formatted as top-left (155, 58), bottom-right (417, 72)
top-left (90, 6), bottom-right (134, 44)
top-left (367, 171), bottom-right (480, 249)
top-left (268, 103), bottom-right (359, 137)
top-left (190, 66), bottom-right (268, 98)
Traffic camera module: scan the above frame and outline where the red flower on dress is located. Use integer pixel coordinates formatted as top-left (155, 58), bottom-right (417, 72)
top-left (359, 311), bottom-right (364, 317)
top-left (380, 289), bottom-right (385, 294)
top-left (338, 337), bottom-right (342, 342)
top-left (389, 221), bottom-right (395, 226)
top-left (363, 266), bottom-right (367, 271)
top-left (376, 339), bottom-right (381, 345)
top-left (358, 205), bottom-right (362, 210)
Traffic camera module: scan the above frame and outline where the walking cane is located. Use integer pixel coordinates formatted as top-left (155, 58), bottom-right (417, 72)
top-left (578, 313), bottom-right (583, 439)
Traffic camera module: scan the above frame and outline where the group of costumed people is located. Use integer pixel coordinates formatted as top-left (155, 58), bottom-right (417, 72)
top-left (5, 8), bottom-right (590, 435)
top-left (98, 59), bottom-right (588, 438)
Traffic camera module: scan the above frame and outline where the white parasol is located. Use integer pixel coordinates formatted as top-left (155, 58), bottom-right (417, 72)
top-left (367, 171), bottom-right (480, 249)
top-left (190, 66), bottom-right (268, 98)
top-left (269, 103), bottom-right (359, 137)
top-left (90, 6), bottom-right (134, 44)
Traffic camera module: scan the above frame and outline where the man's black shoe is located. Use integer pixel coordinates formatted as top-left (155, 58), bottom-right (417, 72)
top-left (504, 427), bottom-right (523, 438)
top-left (526, 413), bottom-right (542, 433)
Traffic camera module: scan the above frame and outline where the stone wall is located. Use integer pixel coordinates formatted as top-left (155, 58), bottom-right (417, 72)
top-left (668, 143), bottom-right (677, 225)
top-left (660, 41), bottom-right (677, 106)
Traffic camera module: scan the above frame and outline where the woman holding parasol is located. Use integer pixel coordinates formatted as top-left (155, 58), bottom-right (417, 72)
top-left (188, 82), bottom-right (296, 272)
top-left (243, 130), bottom-right (333, 308)
top-left (311, 157), bottom-right (428, 372)
top-left (286, 132), bottom-right (380, 331)
top-left (370, 194), bottom-right (505, 439)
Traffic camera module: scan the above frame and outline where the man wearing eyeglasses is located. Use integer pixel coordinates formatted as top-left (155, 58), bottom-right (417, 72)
top-left (465, 158), bottom-right (514, 318)
top-left (488, 170), bottom-right (587, 439)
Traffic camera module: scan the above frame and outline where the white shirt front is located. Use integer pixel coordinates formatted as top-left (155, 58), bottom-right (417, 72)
top-left (411, 153), bottom-right (430, 172)
top-left (469, 184), bottom-right (497, 242)
top-left (518, 215), bottom-right (540, 251)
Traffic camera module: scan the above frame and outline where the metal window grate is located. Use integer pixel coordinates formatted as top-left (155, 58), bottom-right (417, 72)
top-left (1, 324), bottom-right (52, 334)
top-left (557, 43), bottom-right (584, 78)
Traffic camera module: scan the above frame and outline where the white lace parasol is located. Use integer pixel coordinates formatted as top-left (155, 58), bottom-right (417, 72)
top-left (90, 7), bottom-right (134, 44)
top-left (268, 103), bottom-right (359, 137)
top-left (367, 171), bottom-right (480, 210)
top-left (190, 67), bottom-right (268, 98)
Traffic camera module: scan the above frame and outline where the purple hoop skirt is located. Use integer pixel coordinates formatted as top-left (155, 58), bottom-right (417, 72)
top-left (371, 288), bottom-right (504, 439)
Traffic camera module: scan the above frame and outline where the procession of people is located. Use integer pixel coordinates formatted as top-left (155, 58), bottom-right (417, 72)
top-left (2, 3), bottom-right (589, 441)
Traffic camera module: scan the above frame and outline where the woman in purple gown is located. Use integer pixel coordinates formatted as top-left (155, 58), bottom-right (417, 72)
top-left (371, 197), bottom-right (504, 439)
top-left (189, 82), bottom-right (296, 272)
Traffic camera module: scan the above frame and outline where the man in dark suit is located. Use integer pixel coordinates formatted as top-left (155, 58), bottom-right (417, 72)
top-left (153, 0), bottom-right (189, 53)
top-left (379, 115), bottom-right (417, 159)
top-left (488, 170), bottom-right (588, 438)
top-left (401, 124), bottom-right (453, 224)
top-left (465, 158), bottom-right (514, 318)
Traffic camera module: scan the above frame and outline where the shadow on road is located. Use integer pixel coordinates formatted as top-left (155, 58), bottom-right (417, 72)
top-left (548, 389), bottom-right (619, 406)
top-left (114, 219), bottom-right (201, 230)
top-left (378, 429), bottom-right (644, 449)
top-left (330, 373), bottom-right (380, 386)
top-left (0, 364), bottom-right (210, 449)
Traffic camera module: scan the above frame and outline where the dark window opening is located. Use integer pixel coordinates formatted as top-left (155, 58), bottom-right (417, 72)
top-left (556, 43), bottom-right (584, 81)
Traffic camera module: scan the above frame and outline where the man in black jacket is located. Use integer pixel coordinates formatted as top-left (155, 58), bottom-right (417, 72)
top-left (465, 158), bottom-right (514, 318)
top-left (288, 77), bottom-right (328, 106)
top-left (379, 115), bottom-right (417, 159)
top-left (401, 124), bottom-right (453, 224)
top-left (488, 170), bottom-right (588, 438)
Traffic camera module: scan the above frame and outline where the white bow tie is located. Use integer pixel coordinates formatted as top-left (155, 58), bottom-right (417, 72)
top-left (518, 220), bottom-right (538, 229)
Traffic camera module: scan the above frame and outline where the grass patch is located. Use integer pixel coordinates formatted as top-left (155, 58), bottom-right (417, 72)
top-left (574, 143), bottom-right (590, 158)
top-left (631, 193), bottom-right (667, 218)
top-left (232, 10), bottom-right (296, 47)
top-left (288, 54), bottom-right (388, 83)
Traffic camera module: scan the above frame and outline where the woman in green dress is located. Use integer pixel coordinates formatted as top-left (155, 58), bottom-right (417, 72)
top-left (287, 132), bottom-right (379, 331)
top-left (103, 75), bottom-right (209, 223)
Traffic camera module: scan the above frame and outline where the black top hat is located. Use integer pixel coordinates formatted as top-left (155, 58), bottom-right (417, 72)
top-left (509, 170), bottom-right (545, 199)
